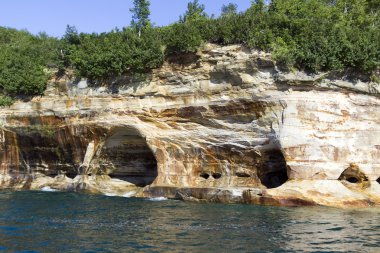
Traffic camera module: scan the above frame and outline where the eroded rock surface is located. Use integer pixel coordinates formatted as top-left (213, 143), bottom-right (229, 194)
top-left (0, 44), bottom-right (379, 208)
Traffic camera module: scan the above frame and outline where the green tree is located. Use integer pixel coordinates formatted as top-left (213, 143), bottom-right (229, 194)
top-left (59, 25), bottom-right (80, 70)
top-left (130, 0), bottom-right (151, 37)
top-left (180, 0), bottom-right (207, 23)
top-left (221, 3), bottom-right (238, 16)
top-left (251, 0), bottom-right (265, 10)
top-left (63, 25), bottom-right (80, 45)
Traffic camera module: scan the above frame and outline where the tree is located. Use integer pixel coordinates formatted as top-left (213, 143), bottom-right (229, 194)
top-left (251, 0), bottom-right (265, 11)
top-left (221, 3), bottom-right (238, 16)
top-left (63, 25), bottom-right (80, 45)
top-left (130, 0), bottom-right (151, 37)
top-left (180, 0), bottom-right (207, 23)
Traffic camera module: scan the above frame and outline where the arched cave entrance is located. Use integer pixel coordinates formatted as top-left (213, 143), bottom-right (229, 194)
top-left (98, 127), bottom-right (157, 187)
top-left (257, 149), bottom-right (288, 189)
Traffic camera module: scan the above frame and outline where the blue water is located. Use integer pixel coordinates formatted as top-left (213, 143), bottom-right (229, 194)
top-left (0, 191), bottom-right (379, 252)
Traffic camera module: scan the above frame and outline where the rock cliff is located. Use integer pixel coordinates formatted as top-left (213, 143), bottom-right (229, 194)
top-left (0, 44), bottom-right (379, 208)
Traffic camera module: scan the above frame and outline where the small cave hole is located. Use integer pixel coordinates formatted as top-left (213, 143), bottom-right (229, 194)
top-left (236, 172), bottom-right (251, 178)
top-left (257, 149), bottom-right (288, 189)
top-left (65, 173), bottom-right (76, 179)
top-left (338, 164), bottom-right (369, 186)
top-left (200, 173), bottom-right (210, 179)
top-left (346, 177), bottom-right (359, 183)
top-left (46, 172), bottom-right (58, 178)
top-left (376, 177), bottom-right (380, 184)
top-left (212, 173), bottom-right (222, 179)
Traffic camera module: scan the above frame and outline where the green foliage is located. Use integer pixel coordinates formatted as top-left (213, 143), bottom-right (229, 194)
top-left (221, 3), bottom-right (238, 16)
top-left (162, 23), bottom-right (203, 54)
top-left (130, 0), bottom-right (151, 37)
top-left (270, 37), bottom-right (297, 68)
top-left (0, 95), bottom-right (14, 107)
top-left (67, 28), bottom-right (163, 79)
top-left (206, 0), bottom-right (380, 72)
top-left (0, 27), bottom-right (56, 98)
top-left (63, 0), bottom-right (162, 79)
top-left (180, 0), bottom-right (207, 23)
top-left (0, 57), bottom-right (49, 95)
top-left (0, 0), bottom-right (379, 99)
top-left (63, 25), bottom-right (80, 45)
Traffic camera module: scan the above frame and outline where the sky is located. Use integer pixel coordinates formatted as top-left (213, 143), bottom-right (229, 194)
top-left (0, 0), bottom-right (252, 37)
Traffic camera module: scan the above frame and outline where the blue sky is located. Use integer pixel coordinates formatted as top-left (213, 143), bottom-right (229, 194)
top-left (0, 0), bottom-right (252, 37)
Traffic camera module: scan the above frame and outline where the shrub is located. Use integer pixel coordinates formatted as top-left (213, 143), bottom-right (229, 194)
top-left (0, 28), bottom-right (54, 97)
top-left (0, 0), bottom-right (379, 98)
top-left (162, 23), bottom-right (203, 55)
top-left (67, 28), bottom-right (164, 80)
top-left (0, 95), bottom-right (14, 107)
top-left (0, 58), bottom-right (48, 95)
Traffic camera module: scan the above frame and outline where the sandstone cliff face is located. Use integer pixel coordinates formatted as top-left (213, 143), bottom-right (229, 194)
top-left (0, 44), bottom-right (379, 208)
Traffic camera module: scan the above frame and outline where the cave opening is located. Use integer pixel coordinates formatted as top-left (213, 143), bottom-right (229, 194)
top-left (99, 127), bottom-right (158, 187)
top-left (212, 173), bottom-right (222, 179)
top-left (65, 173), bottom-right (77, 179)
top-left (46, 172), bottom-right (58, 178)
top-left (200, 173), bottom-right (210, 179)
top-left (257, 149), bottom-right (288, 189)
top-left (338, 164), bottom-right (370, 189)
top-left (346, 177), bottom-right (359, 184)
top-left (338, 165), bottom-right (369, 184)
top-left (377, 177), bottom-right (380, 184)
top-left (236, 172), bottom-right (251, 178)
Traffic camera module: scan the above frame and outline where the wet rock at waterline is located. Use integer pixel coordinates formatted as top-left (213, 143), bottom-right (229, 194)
top-left (0, 44), bottom-right (379, 208)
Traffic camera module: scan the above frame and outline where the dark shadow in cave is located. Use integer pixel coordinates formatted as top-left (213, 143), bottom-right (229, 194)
top-left (212, 173), bottom-right (222, 179)
top-left (377, 177), bottom-right (380, 184)
top-left (65, 173), bottom-right (77, 179)
top-left (12, 127), bottom-right (78, 177)
top-left (257, 149), bottom-right (288, 189)
top-left (100, 127), bottom-right (158, 187)
top-left (236, 172), bottom-right (251, 178)
top-left (39, 171), bottom-right (58, 178)
top-left (200, 173), bottom-right (210, 179)
top-left (346, 177), bottom-right (359, 183)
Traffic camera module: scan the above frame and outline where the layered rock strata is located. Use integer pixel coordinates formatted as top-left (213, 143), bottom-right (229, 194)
top-left (0, 44), bottom-right (379, 208)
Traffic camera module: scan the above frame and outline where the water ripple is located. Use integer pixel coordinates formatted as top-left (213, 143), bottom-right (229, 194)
top-left (0, 191), bottom-right (379, 252)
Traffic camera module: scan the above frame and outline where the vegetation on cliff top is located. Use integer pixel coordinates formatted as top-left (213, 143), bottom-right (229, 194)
top-left (0, 0), bottom-right (379, 104)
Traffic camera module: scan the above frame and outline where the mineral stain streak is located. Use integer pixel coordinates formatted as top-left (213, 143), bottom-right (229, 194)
top-left (0, 44), bottom-right (379, 208)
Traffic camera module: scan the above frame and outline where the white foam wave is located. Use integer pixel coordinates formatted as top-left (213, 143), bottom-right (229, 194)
top-left (231, 189), bottom-right (244, 197)
top-left (148, 197), bottom-right (168, 201)
top-left (122, 191), bottom-right (136, 198)
top-left (40, 186), bottom-right (58, 192)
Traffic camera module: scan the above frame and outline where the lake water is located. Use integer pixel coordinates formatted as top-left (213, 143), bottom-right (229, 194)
top-left (0, 191), bottom-right (379, 252)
